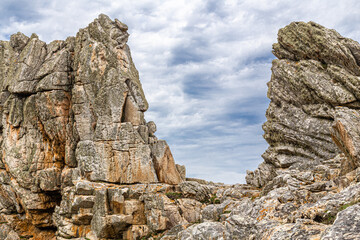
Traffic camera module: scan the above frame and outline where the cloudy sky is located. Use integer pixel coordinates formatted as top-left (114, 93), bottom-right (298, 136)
top-left (1, 0), bottom-right (360, 184)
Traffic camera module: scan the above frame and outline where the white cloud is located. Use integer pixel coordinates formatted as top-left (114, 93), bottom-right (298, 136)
top-left (1, 0), bottom-right (360, 183)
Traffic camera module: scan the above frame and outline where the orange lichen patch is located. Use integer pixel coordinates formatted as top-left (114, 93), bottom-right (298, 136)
top-left (156, 185), bottom-right (164, 192)
top-left (259, 208), bottom-right (267, 214)
top-left (39, 138), bottom-right (65, 169)
top-left (27, 211), bottom-right (53, 228)
top-left (128, 184), bottom-right (147, 193)
top-left (256, 207), bottom-right (275, 222)
top-left (5, 214), bottom-right (56, 239)
top-left (3, 161), bottom-right (10, 173)
top-left (71, 225), bottom-right (91, 237)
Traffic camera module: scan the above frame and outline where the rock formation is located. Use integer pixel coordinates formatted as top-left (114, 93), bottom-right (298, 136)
top-left (243, 21), bottom-right (360, 239)
top-left (2, 15), bottom-right (360, 240)
top-left (246, 21), bottom-right (360, 187)
top-left (0, 14), bottom-right (185, 239)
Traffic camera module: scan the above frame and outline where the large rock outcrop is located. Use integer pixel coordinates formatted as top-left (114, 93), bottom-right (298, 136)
top-left (246, 21), bottom-right (360, 188)
top-left (0, 14), bottom-right (184, 239)
top-left (3, 16), bottom-right (360, 240)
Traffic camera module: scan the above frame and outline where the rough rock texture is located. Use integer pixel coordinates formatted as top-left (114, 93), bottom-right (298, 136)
top-left (246, 21), bottom-right (360, 185)
top-left (0, 14), bottom-right (184, 239)
top-left (321, 203), bottom-right (360, 239)
top-left (4, 17), bottom-right (360, 240)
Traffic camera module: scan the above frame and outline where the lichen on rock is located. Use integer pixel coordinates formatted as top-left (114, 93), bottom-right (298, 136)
top-left (3, 15), bottom-right (360, 240)
top-left (0, 14), bottom-right (184, 239)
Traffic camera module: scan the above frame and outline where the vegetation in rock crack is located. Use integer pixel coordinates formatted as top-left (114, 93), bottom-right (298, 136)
top-left (165, 192), bottom-right (183, 200)
top-left (338, 200), bottom-right (360, 211)
top-left (210, 194), bottom-right (221, 204)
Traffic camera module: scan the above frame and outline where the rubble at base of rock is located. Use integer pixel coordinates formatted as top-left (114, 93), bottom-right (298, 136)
top-left (2, 15), bottom-right (360, 240)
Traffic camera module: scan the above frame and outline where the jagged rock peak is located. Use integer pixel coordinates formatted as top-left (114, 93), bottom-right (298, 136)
top-left (273, 21), bottom-right (360, 74)
top-left (0, 14), bottom-right (185, 239)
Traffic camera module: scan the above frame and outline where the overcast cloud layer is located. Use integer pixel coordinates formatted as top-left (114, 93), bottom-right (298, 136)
top-left (1, 0), bottom-right (360, 184)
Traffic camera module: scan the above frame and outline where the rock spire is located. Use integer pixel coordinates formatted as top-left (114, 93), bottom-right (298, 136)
top-left (0, 14), bottom-right (184, 239)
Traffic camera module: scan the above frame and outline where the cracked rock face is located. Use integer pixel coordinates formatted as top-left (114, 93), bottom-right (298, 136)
top-left (246, 21), bottom-right (360, 188)
top-left (4, 16), bottom-right (360, 240)
top-left (0, 14), bottom-right (183, 239)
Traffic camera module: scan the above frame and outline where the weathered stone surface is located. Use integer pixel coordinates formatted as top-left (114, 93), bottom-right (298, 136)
top-left (123, 225), bottom-right (150, 240)
top-left (4, 15), bottom-right (360, 240)
top-left (201, 200), bottom-right (236, 222)
top-left (0, 14), bottom-right (183, 239)
top-left (179, 181), bottom-right (214, 202)
top-left (331, 107), bottom-right (360, 174)
top-left (144, 193), bottom-right (185, 231)
top-left (241, 21), bottom-right (360, 240)
top-left (177, 222), bottom-right (229, 240)
top-left (247, 21), bottom-right (360, 184)
top-left (246, 162), bottom-right (276, 188)
top-left (177, 198), bottom-right (202, 223)
top-left (321, 204), bottom-right (360, 239)
top-left (175, 164), bottom-right (186, 181)
top-left (273, 21), bottom-right (360, 75)
top-left (151, 140), bottom-right (182, 184)
top-left (247, 21), bottom-right (360, 188)
top-left (262, 219), bottom-right (327, 240)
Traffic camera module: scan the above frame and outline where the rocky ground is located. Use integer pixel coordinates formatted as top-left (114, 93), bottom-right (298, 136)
top-left (1, 15), bottom-right (360, 240)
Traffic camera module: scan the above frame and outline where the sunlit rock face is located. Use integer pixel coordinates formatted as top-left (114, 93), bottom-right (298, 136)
top-left (0, 14), bottom-right (183, 239)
